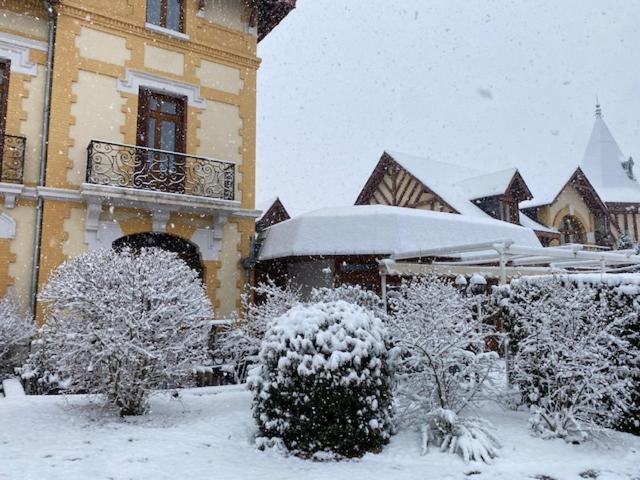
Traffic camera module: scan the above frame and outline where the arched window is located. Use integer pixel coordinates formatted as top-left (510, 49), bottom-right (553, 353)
top-left (559, 215), bottom-right (586, 245)
top-left (113, 232), bottom-right (203, 279)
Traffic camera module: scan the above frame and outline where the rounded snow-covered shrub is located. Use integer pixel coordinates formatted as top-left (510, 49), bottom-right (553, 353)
top-left (248, 300), bottom-right (393, 459)
top-left (310, 284), bottom-right (387, 320)
top-left (36, 247), bottom-right (212, 415)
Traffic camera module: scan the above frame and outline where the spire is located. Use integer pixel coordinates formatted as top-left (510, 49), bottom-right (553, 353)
top-left (580, 105), bottom-right (639, 199)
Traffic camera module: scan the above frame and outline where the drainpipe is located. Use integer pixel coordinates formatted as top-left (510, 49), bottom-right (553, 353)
top-left (29, 0), bottom-right (57, 318)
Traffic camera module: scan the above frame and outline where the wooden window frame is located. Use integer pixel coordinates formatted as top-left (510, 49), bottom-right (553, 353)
top-left (500, 197), bottom-right (519, 224)
top-left (0, 60), bottom-right (11, 167)
top-left (136, 88), bottom-right (187, 154)
top-left (146, 0), bottom-right (185, 33)
top-left (0, 60), bottom-right (10, 137)
top-left (136, 88), bottom-right (188, 193)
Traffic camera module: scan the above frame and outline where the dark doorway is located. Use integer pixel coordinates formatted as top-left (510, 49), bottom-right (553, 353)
top-left (136, 88), bottom-right (187, 193)
top-left (113, 232), bottom-right (203, 280)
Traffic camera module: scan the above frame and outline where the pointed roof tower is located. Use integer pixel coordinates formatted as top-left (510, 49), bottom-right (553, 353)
top-left (579, 103), bottom-right (640, 203)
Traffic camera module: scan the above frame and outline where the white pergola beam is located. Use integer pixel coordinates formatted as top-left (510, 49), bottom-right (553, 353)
top-left (391, 239), bottom-right (513, 260)
top-left (386, 239), bottom-right (640, 283)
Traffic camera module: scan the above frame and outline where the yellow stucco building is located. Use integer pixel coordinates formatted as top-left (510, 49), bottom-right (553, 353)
top-left (0, 0), bottom-right (295, 323)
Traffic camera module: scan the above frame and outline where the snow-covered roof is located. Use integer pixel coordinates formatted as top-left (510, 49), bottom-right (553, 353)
top-left (519, 166), bottom-right (576, 209)
top-left (453, 168), bottom-right (519, 200)
top-left (384, 151), bottom-right (521, 218)
top-left (580, 114), bottom-right (640, 203)
top-left (258, 205), bottom-right (541, 260)
top-left (522, 108), bottom-right (640, 207)
top-left (519, 212), bottom-right (559, 234)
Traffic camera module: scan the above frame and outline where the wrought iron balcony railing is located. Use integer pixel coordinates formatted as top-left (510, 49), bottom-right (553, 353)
top-left (86, 140), bottom-right (235, 201)
top-left (1, 134), bottom-right (25, 184)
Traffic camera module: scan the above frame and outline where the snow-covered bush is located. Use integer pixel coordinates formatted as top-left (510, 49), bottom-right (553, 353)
top-left (500, 275), bottom-right (640, 440)
top-left (421, 409), bottom-right (501, 463)
top-left (310, 284), bottom-right (387, 319)
top-left (249, 300), bottom-right (393, 459)
top-left (615, 233), bottom-right (633, 250)
top-left (212, 280), bottom-right (300, 383)
top-left (34, 248), bottom-right (212, 415)
top-left (389, 275), bottom-right (500, 462)
top-left (20, 334), bottom-right (67, 394)
top-left (0, 296), bottom-right (33, 378)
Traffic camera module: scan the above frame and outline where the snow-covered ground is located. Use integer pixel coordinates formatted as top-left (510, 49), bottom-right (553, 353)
top-left (0, 384), bottom-right (638, 480)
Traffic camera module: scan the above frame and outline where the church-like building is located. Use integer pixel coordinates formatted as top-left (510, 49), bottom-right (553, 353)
top-left (355, 105), bottom-right (640, 248)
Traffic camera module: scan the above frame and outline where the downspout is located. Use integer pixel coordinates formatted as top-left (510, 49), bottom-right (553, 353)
top-left (29, 0), bottom-right (57, 318)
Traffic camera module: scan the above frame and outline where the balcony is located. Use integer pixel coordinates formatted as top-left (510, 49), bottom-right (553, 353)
top-left (86, 140), bottom-right (235, 201)
top-left (0, 134), bottom-right (25, 184)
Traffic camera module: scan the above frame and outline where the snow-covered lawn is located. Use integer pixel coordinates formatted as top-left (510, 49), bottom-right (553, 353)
top-left (1, 385), bottom-right (638, 480)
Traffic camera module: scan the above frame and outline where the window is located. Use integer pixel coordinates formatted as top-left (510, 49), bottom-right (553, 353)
top-left (0, 60), bottom-right (10, 165)
top-left (136, 88), bottom-right (187, 193)
top-left (147, 0), bottom-right (184, 32)
top-left (0, 60), bottom-right (9, 137)
top-left (559, 215), bottom-right (586, 244)
top-left (500, 199), bottom-right (519, 224)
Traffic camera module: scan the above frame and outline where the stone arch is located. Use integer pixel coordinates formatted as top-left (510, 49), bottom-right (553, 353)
top-left (113, 232), bottom-right (204, 279)
top-left (552, 207), bottom-right (590, 235)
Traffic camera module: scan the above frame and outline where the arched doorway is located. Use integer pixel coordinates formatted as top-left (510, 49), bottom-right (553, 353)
top-left (113, 232), bottom-right (204, 279)
top-left (559, 215), bottom-right (586, 245)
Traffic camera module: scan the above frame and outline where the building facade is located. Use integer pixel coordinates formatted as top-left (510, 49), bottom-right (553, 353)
top-left (0, 0), bottom-right (295, 322)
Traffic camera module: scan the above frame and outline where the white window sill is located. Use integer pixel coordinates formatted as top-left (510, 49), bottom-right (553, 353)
top-left (145, 23), bottom-right (189, 41)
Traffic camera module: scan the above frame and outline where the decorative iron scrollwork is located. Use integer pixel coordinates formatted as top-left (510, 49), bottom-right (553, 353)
top-left (86, 140), bottom-right (235, 201)
top-left (1, 135), bottom-right (25, 184)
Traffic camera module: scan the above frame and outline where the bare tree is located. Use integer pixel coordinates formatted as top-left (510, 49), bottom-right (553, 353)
top-left (389, 275), bottom-right (501, 463)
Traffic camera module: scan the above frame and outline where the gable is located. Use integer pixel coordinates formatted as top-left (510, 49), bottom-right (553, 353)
top-left (355, 153), bottom-right (458, 213)
top-left (505, 171), bottom-right (533, 202)
top-left (548, 183), bottom-right (597, 231)
top-left (256, 198), bottom-right (290, 232)
top-left (552, 168), bottom-right (608, 214)
top-left (544, 168), bottom-right (620, 244)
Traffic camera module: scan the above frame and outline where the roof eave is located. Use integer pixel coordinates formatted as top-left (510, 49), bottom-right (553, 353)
top-left (247, 0), bottom-right (297, 42)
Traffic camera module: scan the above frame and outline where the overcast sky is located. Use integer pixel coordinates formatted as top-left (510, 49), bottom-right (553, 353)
top-left (256, 0), bottom-right (640, 216)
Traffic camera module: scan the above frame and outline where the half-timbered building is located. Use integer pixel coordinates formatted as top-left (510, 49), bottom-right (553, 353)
top-left (356, 105), bottom-right (639, 248)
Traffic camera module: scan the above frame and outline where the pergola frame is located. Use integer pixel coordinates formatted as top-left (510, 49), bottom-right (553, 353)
top-left (379, 239), bottom-right (640, 301)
